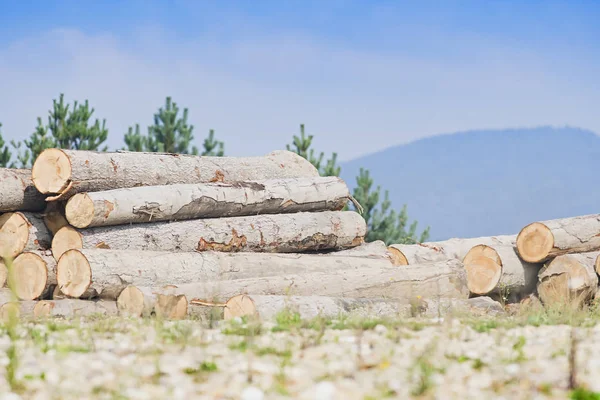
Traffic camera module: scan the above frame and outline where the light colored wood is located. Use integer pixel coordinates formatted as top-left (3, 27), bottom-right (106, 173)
top-left (54, 247), bottom-right (399, 300)
top-left (64, 176), bottom-right (350, 228)
top-left (54, 210), bottom-right (366, 255)
top-left (389, 235), bottom-right (516, 265)
top-left (31, 148), bottom-right (319, 198)
top-left (0, 212), bottom-right (52, 258)
top-left (462, 244), bottom-right (540, 300)
top-left (517, 215), bottom-right (600, 263)
top-left (0, 258), bottom-right (6, 288)
top-left (537, 251), bottom-right (600, 308)
top-left (42, 202), bottom-right (69, 235)
top-left (9, 251), bottom-right (56, 300)
top-left (146, 258), bottom-right (469, 303)
top-left (32, 299), bottom-right (119, 318)
top-left (0, 168), bottom-right (46, 212)
top-left (116, 286), bottom-right (187, 319)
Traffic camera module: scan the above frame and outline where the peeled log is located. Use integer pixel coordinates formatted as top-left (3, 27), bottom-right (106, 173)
top-left (537, 252), bottom-right (600, 308)
top-left (116, 286), bottom-right (187, 319)
top-left (65, 176), bottom-right (350, 229)
top-left (463, 244), bottom-right (541, 300)
top-left (32, 148), bottom-right (319, 199)
top-left (0, 212), bottom-right (52, 258)
top-left (51, 210), bottom-right (366, 256)
top-left (146, 259), bottom-right (469, 303)
top-left (55, 247), bottom-right (398, 299)
top-left (33, 299), bottom-right (119, 318)
top-left (389, 235), bottom-right (516, 265)
top-left (517, 215), bottom-right (600, 263)
top-left (0, 168), bottom-right (46, 212)
top-left (8, 251), bottom-right (56, 300)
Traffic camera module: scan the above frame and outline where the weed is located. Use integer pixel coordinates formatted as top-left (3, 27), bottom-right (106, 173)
top-left (570, 388), bottom-right (600, 400)
top-left (3, 256), bottom-right (25, 393)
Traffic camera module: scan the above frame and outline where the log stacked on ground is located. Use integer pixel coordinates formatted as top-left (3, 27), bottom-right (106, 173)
top-left (50, 210), bottom-right (366, 258)
top-left (0, 212), bottom-right (52, 259)
top-left (64, 176), bottom-right (350, 228)
top-left (0, 168), bottom-right (46, 212)
top-left (32, 149), bottom-right (319, 199)
top-left (7, 251), bottom-right (56, 300)
top-left (116, 286), bottom-right (187, 319)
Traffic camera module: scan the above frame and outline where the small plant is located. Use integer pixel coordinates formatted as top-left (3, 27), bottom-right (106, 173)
top-left (570, 388), bottom-right (600, 400)
top-left (3, 256), bottom-right (25, 393)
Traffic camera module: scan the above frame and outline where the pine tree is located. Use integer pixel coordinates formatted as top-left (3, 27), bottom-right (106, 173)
top-left (0, 123), bottom-right (12, 168)
top-left (286, 124), bottom-right (340, 176)
top-left (123, 97), bottom-right (225, 156)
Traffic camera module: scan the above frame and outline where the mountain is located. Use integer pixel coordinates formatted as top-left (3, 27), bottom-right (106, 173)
top-left (340, 127), bottom-right (600, 241)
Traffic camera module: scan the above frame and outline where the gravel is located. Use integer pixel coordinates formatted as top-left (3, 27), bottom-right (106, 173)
top-left (0, 314), bottom-right (597, 399)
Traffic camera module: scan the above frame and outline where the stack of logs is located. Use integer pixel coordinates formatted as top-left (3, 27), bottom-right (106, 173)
top-left (1, 148), bottom-right (598, 323)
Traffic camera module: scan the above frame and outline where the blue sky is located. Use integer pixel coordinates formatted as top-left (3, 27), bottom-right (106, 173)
top-left (0, 0), bottom-right (599, 160)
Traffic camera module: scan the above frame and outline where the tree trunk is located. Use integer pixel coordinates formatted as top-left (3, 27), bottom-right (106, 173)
top-left (51, 211), bottom-right (366, 257)
top-left (327, 240), bottom-right (402, 265)
top-left (116, 285), bottom-right (187, 319)
top-left (462, 244), bottom-right (541, 301)
top-left (0, 168), bottom-right (47, 212)
top-left (8, 250), bottom-right (56, 300)
top-left (42, 202), bottom-right (69, 235)
top-left (33, 299), bottom-right (119, 318)
top-left (517, 215), bottom-right (600, 263)
top-left (388, 235), bottom-right (517, 265)
top-left (0, 212), bottom-right (53, 259)
top-left (64, 176), bottom-right (350, 229)
top-left (55, 247), bottom-right (399, 299)
top-left (138, 259), bottom-right (469, 303)
top-left (537, 252), bottom-right (600, 308)
top-left (31, 148), bottom-right (319, 198)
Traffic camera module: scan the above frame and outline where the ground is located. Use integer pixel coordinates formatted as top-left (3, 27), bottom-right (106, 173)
top-left (1, 305), bottom-right (600, 400)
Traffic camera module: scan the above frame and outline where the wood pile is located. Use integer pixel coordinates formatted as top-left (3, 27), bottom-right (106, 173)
top-left (1, 147), bottom-right (598, 323)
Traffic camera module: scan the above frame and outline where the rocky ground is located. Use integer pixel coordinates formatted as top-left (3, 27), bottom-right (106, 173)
top-left (1, 303), bottom-right (600, 400)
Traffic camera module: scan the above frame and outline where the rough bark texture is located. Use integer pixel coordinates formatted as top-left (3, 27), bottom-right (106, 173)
top-left (537, 252), bottom-right (600, 308)
top-left (54, 248), bottom-right (399, 299)
top-left (0, 212), bottom-right (53, 258)
top-left (389, 235), bottom-right (516, 265)
top-left (63, 211), bottom-right (366, 254)
top-left (517, 215), bottom-right (600, 263)
top-left (64, 176), bottom-right (350, 228)
top-left (116, 286), bottom-right (187, 319)
top-left (10, 250), bottom-right (56, 300)
top-left (463, 244), bottom-right (541, 301)
top-left (0, 168), bottom-right (47, 212)
top-left (32, 148), bottom-right (319, 198)
top-left (144, 259), bottom-right (469, 303)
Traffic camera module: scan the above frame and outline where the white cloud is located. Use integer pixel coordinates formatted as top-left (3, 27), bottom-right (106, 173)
top-left (0, 27), bottom-right (598, 161)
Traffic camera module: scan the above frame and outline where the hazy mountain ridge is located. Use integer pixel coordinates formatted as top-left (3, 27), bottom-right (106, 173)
top-left (340, 126), bottom-right (600, 241)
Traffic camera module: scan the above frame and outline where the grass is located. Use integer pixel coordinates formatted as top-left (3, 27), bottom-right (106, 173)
top-left (3, 256), bottom-right (25, 393)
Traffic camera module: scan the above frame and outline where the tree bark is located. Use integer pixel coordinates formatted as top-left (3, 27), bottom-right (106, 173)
top-left (52, 210), bottom-right (366, 257)
top-left (537, 252), bottom-right (600, 308)
top-left (139, 259), bottom-right (469, 303)
top-left (388, 235), bottom-right (517, 265)
top-left (64, 176), bottom-right (350, 228)
top-left (31, 148), bottom-right (319, 198)
top-left (517, 215), bottom-right (600, 263)
top-left (462, 244), bottom-right (541, 301)
top-left (116, 285), bottom-right (187, 319)
top-left (0, 168), bottom-right (47, 212)
top-left (0, 212), bottom-right (53, 259)
top-left (8, 250), bottom-right (56, 300)
top-left (55, 247), bottom-right (399, 299)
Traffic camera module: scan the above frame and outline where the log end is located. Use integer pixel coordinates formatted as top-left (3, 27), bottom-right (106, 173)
top-left (0, 258), bottom-right (7, 288)
top-left (12, 252), bottom-right (49, 300)
top-left (0, 212), bottom-right (30, 259)
top-left (34, 300), bottom-right (54, 318)
top-left (43, 202), bottom-right (69, 235)
top-left (52, 226), bottom-right (83, 261)
top-left (386, 246), bottom-right (409, 266)
top-left (224, 294), bottom-right (258, 320)
top-left (117, 286), bottom-right (144, 317)
top-left (56, 249), bottom-right (92, 298)
top-left (516, 222), bottom-right (554, 263)
top-left (463, 245), bottom-right (502, 295)
top-left (0, 302), bottom-right (19, 322)
top-left (155, 294), bottom-right (188, 320)
top-left (31, 148), bottom-right (72, 194)
top-left (65, 193), bottom-right (95, 229)
top-left (538, 256), bottom-right (597, 308)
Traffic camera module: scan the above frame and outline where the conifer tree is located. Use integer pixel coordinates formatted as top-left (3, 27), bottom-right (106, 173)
top-left (0, 123), bottom-right (12, 168)
top-left (286, 124), bottom-right (340, 176)
top-left (202, 129), bottom-right (225, 156)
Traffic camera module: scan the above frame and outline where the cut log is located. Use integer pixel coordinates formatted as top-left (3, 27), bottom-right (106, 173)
top-left (389, 235), bottom-right (516, 265)
top-left (32, 299), bottom-right (119, 318)
top-left (0, 168), bottom-right (46, 212)
top-left (537, 252), bottom-right (600, 308)
top-left (0, 258), bottom-right (6, 288)
top-left (55, 248), bottom-right (399, 299)
top-left (42, 202), bottom-right (69, 235)
top-left (64, 176), bottom-right (350, 229)
top-left (517, 215), bottom-right (600, 263)
top-left (8, 251), bottom-right (56, 300)
top-left (146, 259), bottom-right (469, 303)
top-left (0, 212), bottom-right (52, 258)
top-left (116, 286), bottom-right (187, 319)
top-left (51, 210), bottom-right (366, 255)
top-left (462, 244), bottom-right (541, 300)
top-left (31, 148), bottom-right (319, 199)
